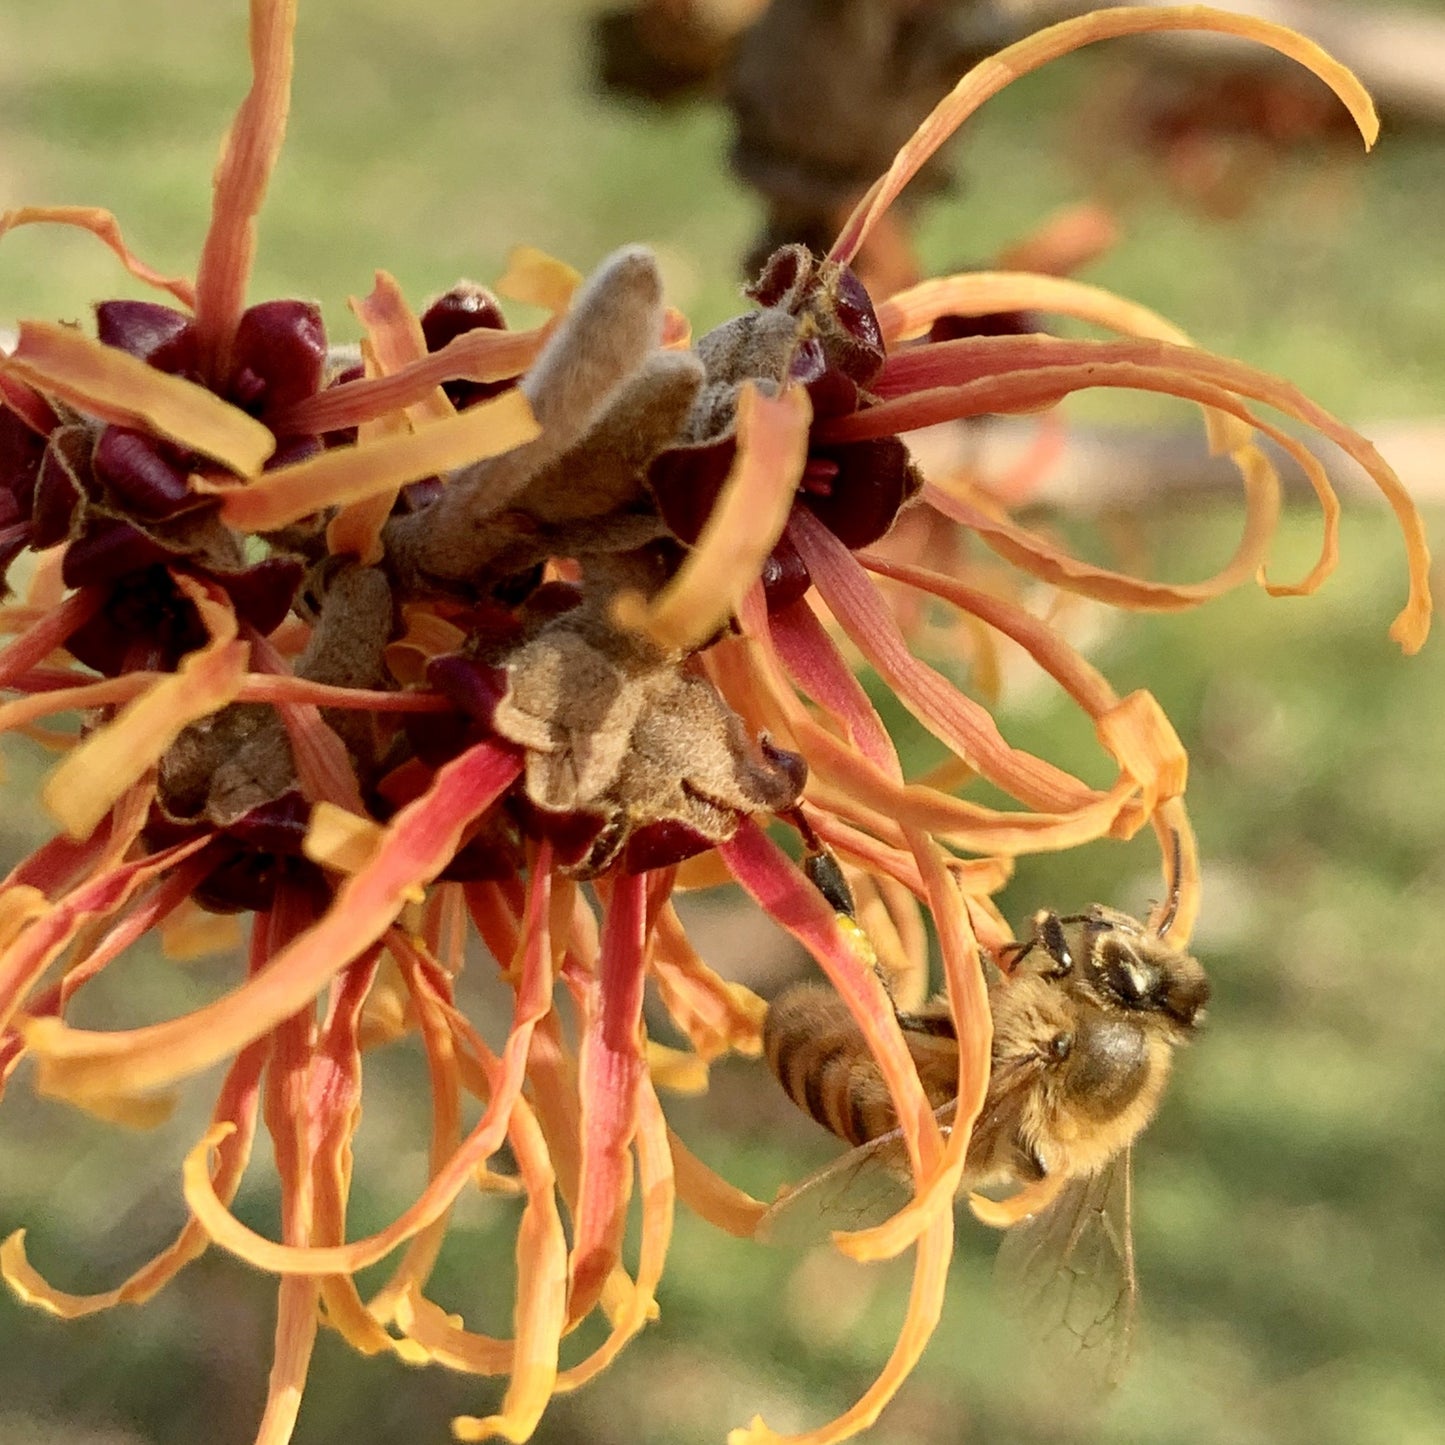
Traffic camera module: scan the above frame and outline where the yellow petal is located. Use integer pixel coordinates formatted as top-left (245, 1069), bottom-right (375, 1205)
top-left (615, 383), bottom-right (811, 652)
top-left (210, 385), bottom-right (539, 532)
top-left (42, 578), bottom-right (246, 839)
top-left (3, 322), bottom-right (274, 474)
top-left (494, 246), bottom-right (583, 314)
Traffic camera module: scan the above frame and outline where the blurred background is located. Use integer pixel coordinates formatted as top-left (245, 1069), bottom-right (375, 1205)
top-left (0, 2), bottom-right (1442, 1443)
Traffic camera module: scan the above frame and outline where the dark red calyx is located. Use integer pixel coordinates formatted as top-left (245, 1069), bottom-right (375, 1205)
top-left (927, 309), bottom-right (1036, 344)
top-left (0, 404), bottom-right (49, 514)
top-left (0, 524), bottom-right (30, 583)
top-left (226, 790), bottom-right (312, 856)
top-left (229, 300), bottom-right (327, 418)
top-left (217, 556), bottom-right (304, 638)
top-left (510, 795), bottom-right (610, 871)
top-left (193, 849), bottom-right (326, 916)
top-left (647, 437), bottom-right (736, 545)
top-left (761, 533), bottom-right (811, 611)
top-left (93, 427), bottom-right (197, 519)
top-left (61, 518), bottom-right (173, 588)
top-left (746, 244), bottom-right (811, 309)
top-left (622, 818), bottom-right (717, 874)
top-left (427, 654), bottom-right (510, 725)
top-left (402, 709), bottom-right (477, 770)
top-left (759, 736), bottom-right (809, 799)
top-left (421, 283), bottom-right (510, 410)
top-left (790, 347), bottom-right (864, 421)
top-left (64, 566), bottom-right (206, 675)
top-left (829, 267), bottom-right (886, 370)
top-left (265, 435), bottom-right (322, 471)
top-left (421, 284), bottom-right (506, 351)
top-left (95, 300), bottom-right (192, 362)
top-left (801, 437), bottom-right (918, 550)
top-left (436, 808), bottom-right (524, 882)
top-left (31, 434), bottom-right (88, 548)
top-left (745, 245), bottom-right (885, 386)
top-left (400, 476), bottom-right (444, 511)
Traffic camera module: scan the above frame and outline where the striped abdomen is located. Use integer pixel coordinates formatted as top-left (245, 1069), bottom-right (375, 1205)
top-left (765, 983), bottom-right (958, 1147)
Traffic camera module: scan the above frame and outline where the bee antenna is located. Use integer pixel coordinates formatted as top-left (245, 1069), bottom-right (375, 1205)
top-left (1155, 829), bottom-right (1183, 939)
top-left (1039, 911), bottom-right (1073, 974)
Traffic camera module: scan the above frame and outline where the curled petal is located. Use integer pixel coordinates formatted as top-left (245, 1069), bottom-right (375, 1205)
top-left (0, 835), bottom-right (211, 1063)
top-left (834, 829), bottom-right (989, 1264)
top-left (0, 206), bottom-right (196, 308)
top-left (349, 271), bottom-right (452, 420)
top-left (0, 672), bottom-right (158, 735)
top-left (881, 270), bottom-right (1187, 346)
top-left (270, 326), bottom-right (546, 435)
top-left (615, 383), bottom-right (811, 651)
top-left (730, 1211), bottom-right (953, 1445)
top-left (236, 674), bottom-right (453, 713)
top-left (554, 1075), bottom-right (674, 1391)
top-left (766, 596), bottom-right (901, 782)
top-left (830, 335), bottom-right (1430, 649)
top-left (651, 904), bottom-right (767, 1061)
top-left (303, 803), bottom-right (385, 876)
top-left (720, 818), bottom-right (942, 1184)
top-left (365, 921), bottom-right (465, 1327)
top-left (27, 740), bottom-right (523, 1103)
top-left (855, 552), bottom-right (1120, 718)
top-left (1, 1007), bottom-right (267, 1314)
top-left (736, 583), bottom-right (1141, 854)
top-left (326, 272), bottom-right (455, 563)
top-left (1095, 690), bottom-right (1188, 835)
top-left (790, 508), bottom-right (1101, 813)
top-left (968, 1173), bottom-right (1066, 1230)
top-left (667, 1128), bottom-right (769, 1239)
top-left (831, 4), bottom-right (1377, 266)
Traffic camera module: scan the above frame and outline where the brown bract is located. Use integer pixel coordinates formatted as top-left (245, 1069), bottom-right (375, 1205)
top-left (492, 596), bottom-right (805, 875)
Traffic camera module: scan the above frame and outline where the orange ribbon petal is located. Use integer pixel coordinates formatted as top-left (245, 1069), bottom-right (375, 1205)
top-left (192, 0), bottom-right (299, 383)
top-left (2, 322), bottom-right (275, 474)
top-left (831, 5), bottom-right (1376, 265)
top-left (0, 206), bottom-right (196, 308)
top-left (210, 384), bottom-right (538, 531)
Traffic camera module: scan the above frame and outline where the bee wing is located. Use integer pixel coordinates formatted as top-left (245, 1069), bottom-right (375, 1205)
top-left (757, 1101), bottom-right (960, 1248)
top-left (992, 1149), bottom-right (1138, 1389)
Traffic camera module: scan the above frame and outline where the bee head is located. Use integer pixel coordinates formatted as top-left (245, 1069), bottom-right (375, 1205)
top-left (1090, 928), bottom-right (1209, 1034)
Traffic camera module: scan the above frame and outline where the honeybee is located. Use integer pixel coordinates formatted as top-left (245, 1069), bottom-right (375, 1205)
top-left (762, 846), bottom-right (1208, 1380)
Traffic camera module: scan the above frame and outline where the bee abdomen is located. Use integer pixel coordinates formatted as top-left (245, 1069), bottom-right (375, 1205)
top-left (764, 984), bottom-right (896, 1147)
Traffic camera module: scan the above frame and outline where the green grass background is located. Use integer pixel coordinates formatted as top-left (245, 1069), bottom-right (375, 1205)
top-left (1, 3), bottom-right (1442, 1444)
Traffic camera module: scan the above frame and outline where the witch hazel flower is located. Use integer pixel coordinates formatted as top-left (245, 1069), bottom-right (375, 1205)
top-left (0, 5), bottom-right (1432, 1445)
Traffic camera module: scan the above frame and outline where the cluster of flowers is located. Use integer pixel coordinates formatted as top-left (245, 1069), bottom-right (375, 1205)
top-left (0, 4), bottom-right (1429, 1444)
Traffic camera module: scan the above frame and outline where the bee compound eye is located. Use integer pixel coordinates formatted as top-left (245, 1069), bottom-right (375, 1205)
top-left (1100, 940), bottom-right (1159, 1007)
top-left (1048, 1031), bottom-right (1073, 1062)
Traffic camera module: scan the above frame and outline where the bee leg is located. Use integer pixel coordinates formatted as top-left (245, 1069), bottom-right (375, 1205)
top-left (893, 1009), bottom-right (957, 1039)
top-left (788, 809), bottom-right (860, 921)
top-left (994, 938), bottom-right (1035, 974)
top-left (803, 848), bottom-right (857, 920)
